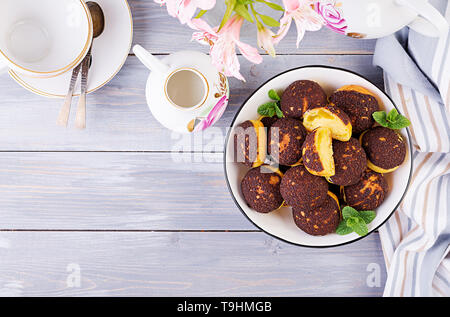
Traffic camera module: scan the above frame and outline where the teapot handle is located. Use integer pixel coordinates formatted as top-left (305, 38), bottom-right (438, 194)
top-left (132, 44), bottom-right (169, 74)
top-left (396, 0), bottom-right (448, 38)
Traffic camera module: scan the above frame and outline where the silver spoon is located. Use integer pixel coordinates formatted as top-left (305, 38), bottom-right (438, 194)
top-left (74, 1), bottom-right (105, 129)
top-left (56, 56), bottom-right (92, 126)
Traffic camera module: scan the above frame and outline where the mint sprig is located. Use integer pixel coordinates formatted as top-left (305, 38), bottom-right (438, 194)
top-left (336, 206), bottom-right (376, 237)
top-left (268, 89), bottom-right (280, 101)
top-left (373, 109), bottom-right (410, 130)
top-left (257, 89), bottom-right (284, 118)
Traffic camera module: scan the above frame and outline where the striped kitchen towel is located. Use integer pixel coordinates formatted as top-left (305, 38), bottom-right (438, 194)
top-left (372, 0), bottom-right (450, 297)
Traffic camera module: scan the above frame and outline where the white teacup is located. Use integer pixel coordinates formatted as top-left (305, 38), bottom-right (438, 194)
top-left (0, 0), bottom-right (93, 78)
top-left (316, 0), bottom-right (448, 39)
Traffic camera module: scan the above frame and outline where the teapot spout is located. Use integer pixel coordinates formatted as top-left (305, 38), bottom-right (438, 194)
top-left (133, 44), bottom-right (169, 74)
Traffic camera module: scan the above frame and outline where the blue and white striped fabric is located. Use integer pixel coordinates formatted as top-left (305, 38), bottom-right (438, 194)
top-left (373, 0), bottom-right (450, 297)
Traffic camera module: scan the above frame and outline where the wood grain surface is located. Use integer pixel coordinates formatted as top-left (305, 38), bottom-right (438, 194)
top-left (0, 0), bottom-right (386, 296)
top-left (0, 231), bottom-right (386, 296)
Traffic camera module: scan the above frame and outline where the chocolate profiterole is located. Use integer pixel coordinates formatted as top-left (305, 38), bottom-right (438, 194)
top-left (280, 165), bottom-right (328, 210)
top-left (343, 169), bottom-right (389, 211)
top-left (329, 85), bottom-right (380, 134)
top-left (234, 119), bottom-right (266, 167)
top-left (241, 165), bottom-right (284, 213)
top-left (327, 138), bottom-right (367, 186)
top-left (293, 191), bottom-right (341, 236)
top-left (268, 117), bottom-right (307, 166)
top-left (280, 80), bottom-right (328, 118)
top-left (360, 126), bottom-right (407, 173)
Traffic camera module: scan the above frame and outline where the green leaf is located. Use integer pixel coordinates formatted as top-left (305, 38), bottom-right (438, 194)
top-left (258, 14), bottom-right (280, 27)
top-left (255, 0), bottom-right (284, 11)
top-left (372, 111), bottom-right (389, 127)
top-left (234, 4), bottom-right (254, 23)
top-left (275, 105), bottom-right (284, 118)
top-left (219, 0), bottom-right (237, 31)
top-left (342, 206), bottom-right (359, 220)
top-left (358, 210), bottom-right (376, 224)
top-left (268, 89), bottom-right (280, 101)
top-left (195, 9), bottom-right (208, 19)
top-left (347, 217), bottom-right (369, 236)
top-left (389, 116), bottom-right (411, 129)
top-left (387, 108), bottom-right (399, 123)
top-left (237, 0), bottom-right (253, 5)
top-left (373, 110), bottom-right (411, 130)
top-left (336, 221), bottom-right (354, 235)
top-left (257, 102), bottom-right (277, 117)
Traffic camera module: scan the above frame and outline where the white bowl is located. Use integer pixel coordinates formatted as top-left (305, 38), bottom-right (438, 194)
top-left (0, 0), bottom-right (92, 78)
top-left (224, 66), bottom-right (413, 248)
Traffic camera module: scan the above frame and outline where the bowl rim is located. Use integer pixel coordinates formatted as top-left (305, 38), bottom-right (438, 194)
top-left (223, 65), bottom-right (414, 248)
top-left (0, 0), bottom-right (93, 76)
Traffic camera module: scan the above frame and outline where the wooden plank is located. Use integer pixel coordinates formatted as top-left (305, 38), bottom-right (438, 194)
top-left (129, 0), bottom-right (376, 55)
top-left (0, 152), bottom-right (250, 230)
top-left (0, 55), bottom-right (383, 151)
top-left (0, 231), bottom-right (386, 296)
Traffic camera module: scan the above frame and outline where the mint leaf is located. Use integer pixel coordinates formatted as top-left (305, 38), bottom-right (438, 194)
top-left (373, 110), bottom-right (411, 130)
top-left (336, 221), bottom-right (354, 235)
top-left (257, 102), bottom-right (277, 117)
top-left (372, 111), bottom-right (389, 127)
top-left (389, 116), bottom-right (411, 129)
top-left (358, 210), bottom-right (376, 224)
top-left (268, 89), bottom-right (280, 101)
top-left (387, 108), bottom-right (399, 123)
top-left (342, 206), bottom-right (359, 220)
top-left (275, 105), bottom-right (284, 118)
top-left (347, 217), bottom-right (369, 236)
top-left (258, 101), bottom-right (284, 118)
top-left (346, 216), bottom-right (360, 227)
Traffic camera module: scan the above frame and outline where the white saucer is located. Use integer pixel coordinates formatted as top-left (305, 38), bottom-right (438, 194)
top-left (9, 0), bottom-right (133, 98)
top-left (145, 52), bottom-right (230, 134)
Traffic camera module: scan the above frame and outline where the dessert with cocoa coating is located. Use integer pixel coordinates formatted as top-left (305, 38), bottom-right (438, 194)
top-left (329, 85), bottom-right (379, 134)
top-left (327, 138), bottom-right (367, 186)
top-left (343, 169), bottom-right (389, 210)
top-left (303, 105), bottom-right (352, 141)
top-left (280, 165), bottom-right (328, 210)
top-left (259, 116), bottom-right (278, 129)
top-left (268, 117), bottom-right (307, 166)
top-left (280, 80), bottom-right (327, 118)
top-left (302, 127), bottom-right (335, 177)
top-left (234, 119), bottom-right (266, 167)
top-left (293, 192), bottom-right (341, 236)
top-left (360, 126), bottom-right (406, 173)
top-left (241, 165), bottom-right (284, 213)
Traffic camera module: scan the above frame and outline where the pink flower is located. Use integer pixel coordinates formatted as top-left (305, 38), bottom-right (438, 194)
top-left (257, 25), bottom-right (276, 57)
top-left (191, 16), bottom-right (263, 81)
top-left (156, 0), bottom-right (216, 25)
top-left (274, 0), bottom-right (324, 47)
top-left (191, 18), bottom-right (218, 46)
top-left (194, 95), bottom-right (228, 131)
top-left (314, 1), bottom-right (347, 35)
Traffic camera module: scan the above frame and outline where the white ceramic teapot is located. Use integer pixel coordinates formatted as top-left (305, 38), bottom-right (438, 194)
top-left (133, 45), bottom-right (229, 133)
top-left (314, 0), bottom-right (448, 39)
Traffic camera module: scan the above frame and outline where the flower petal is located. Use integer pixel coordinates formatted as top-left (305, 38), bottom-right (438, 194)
top-left (193, 0), bottom-right (216, 10)
top-left (236, 40), bottom-right (263, 64)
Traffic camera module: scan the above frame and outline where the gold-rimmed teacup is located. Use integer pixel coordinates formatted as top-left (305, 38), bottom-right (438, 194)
top-left (0, 0), bottom-right (93, 78)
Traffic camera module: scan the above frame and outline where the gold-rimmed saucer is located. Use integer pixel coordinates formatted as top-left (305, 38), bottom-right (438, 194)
top-left (9, 0), bottom-right (133, 98)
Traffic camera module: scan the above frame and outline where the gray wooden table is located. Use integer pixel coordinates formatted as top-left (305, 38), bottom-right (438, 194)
top-left (0, 1), bottom-right (387, 296)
